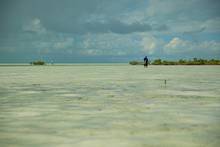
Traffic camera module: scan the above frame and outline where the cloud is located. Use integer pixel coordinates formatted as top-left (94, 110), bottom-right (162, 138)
top-left (141, 36), bottom-right (157, 54)
top-left (0, 0), bottom-right (220, 62)
top-left (22, 18), bottom-right (46, 34)
top-left (164, 37), bottom-right (220, 56)
top-left (146, 0), bottom-right (220, 19)
top-left (83, 20), bottom-right (153, 34)
top-left (183, 27), bottom-right (206, 35)
top-left (164, 37), bottom-right (190, 54)
top-left (54, 38), bottom-right (74, 49)
top-left (203, 18), bottom-right (220, 33)
top-left (143, 0), bottom-right (220, 34)
top-left (170, 19), bottom-right (219, 35)
top-left (141, 35), bottom-right (164, 55)
top-left (1, 0), bottom-right (219, 35)
top-left (48, 18), bottom-right (168, 34)
top-left (80, 33), bottom-right (141, 56)
top-left (80, 49), bottom-right (102, 56)
top-left (0, 0), bottom-right (171, 35)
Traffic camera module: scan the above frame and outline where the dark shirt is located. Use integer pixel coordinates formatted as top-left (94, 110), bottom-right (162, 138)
top-left (144, 57), bottom-right (148, 62)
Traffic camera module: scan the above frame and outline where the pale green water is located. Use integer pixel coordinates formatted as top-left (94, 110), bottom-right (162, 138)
top-left (0, 65), bottom-right (220, 147)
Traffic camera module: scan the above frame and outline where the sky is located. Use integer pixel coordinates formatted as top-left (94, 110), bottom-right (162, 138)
top-left (0, 0), bottom-right (220, 63)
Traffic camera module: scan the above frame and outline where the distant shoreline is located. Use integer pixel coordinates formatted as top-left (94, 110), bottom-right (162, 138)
top-left (0, 63), bottom-right (220, 67)
top-left (0, 58), bottom-right (220, 66)
top-left (129, 58), bottom-right (220, 65)
top-left (0, 63), bottom-right (128, 66)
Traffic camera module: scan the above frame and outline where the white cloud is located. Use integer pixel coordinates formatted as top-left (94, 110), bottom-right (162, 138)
top-left (80, 33), bottom-right (140, 56)
top-left (22, 18), bottom-right (46, 34)
top-left (164, 37), bottom-right (220, 55)
top-left (198, 41), bottom-right (220, 52)
top-left (141, 35), bottom-right (164, 54)
top-left (80, 49), bottom-right (101, 56)
top-left (164, 37), bottom-right (190, 54)
top-left (119, 0), bottom-right (220, 34)
top-left (54, 38), bottom-right (74, 49)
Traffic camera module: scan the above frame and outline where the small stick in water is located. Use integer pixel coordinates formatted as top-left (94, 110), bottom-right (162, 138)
top-left (164, 80), bottom-right (167, 85)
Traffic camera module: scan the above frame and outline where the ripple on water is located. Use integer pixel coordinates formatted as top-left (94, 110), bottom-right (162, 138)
top-left (62, 93), bottom-right (82, 97)
top-left (19, 91), bottom-right (41, 94)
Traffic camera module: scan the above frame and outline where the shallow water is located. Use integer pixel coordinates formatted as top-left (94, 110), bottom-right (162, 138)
top-left (0, 65), bottom-right (220, 147)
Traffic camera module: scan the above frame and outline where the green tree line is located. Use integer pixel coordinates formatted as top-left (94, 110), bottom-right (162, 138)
top-left (129, 58), bottom-right (220, 65)
top-left (30, 60), bottom-right (46, 65)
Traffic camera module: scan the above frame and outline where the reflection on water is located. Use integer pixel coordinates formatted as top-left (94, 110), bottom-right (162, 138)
top-left (0, 65), bottom-right (220, 147)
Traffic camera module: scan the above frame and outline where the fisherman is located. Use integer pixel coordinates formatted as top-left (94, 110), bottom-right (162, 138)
top-left (144, 56), bottom-right (148, 67)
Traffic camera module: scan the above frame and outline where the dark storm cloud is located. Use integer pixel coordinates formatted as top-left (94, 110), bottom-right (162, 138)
top-left (84, 21), bottom-right (170, 34)
top-left (0, 0), bottom-right (102, 33)
top-left (154, 24), bottom-right (169, 31)
top-left (0, 0), bottom-right (161, 34)
top-left (89, 20), bottom-right (152, 34)
top-left (0, 0), bottom-right (219, 35)
top-left (59, 20), bottom-right (153, 34)
top-left (183, 27), bottom-right (206, 35)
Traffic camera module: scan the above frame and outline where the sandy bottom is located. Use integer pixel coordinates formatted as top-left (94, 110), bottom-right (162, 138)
top-left (0, 65), bottom-right (220, 147)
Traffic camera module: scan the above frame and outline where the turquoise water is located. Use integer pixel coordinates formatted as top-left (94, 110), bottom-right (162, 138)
top-left (0, 65), bottom-right (220, 147)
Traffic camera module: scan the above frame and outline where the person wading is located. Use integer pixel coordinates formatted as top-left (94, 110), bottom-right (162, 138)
top-left (144, 56), bottom-right (149, 67)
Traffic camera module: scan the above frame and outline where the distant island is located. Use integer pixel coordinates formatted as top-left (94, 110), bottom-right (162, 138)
top-left (129, 58), bottom-right (220, 65)
top-left (30, 60), bottom-right (46, 65)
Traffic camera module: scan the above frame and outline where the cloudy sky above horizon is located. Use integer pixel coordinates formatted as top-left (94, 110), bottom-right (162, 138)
top-left (0, 0), bottom-right (220, 63)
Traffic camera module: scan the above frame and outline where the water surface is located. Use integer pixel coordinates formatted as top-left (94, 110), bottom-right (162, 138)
top-left (0, 65), bottom-right (220, 147)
